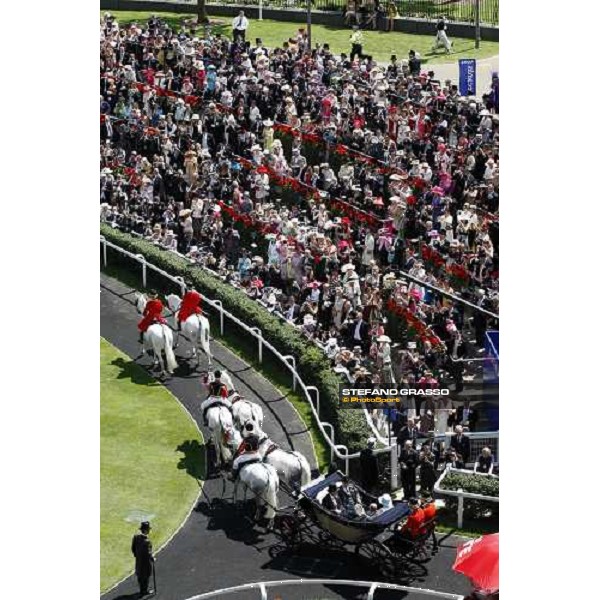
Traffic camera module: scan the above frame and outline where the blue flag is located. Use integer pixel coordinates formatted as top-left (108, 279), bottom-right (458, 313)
top-left (458, 59), bottom-right (477, 96)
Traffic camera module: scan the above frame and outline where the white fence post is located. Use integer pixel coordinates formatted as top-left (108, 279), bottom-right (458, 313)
top-left (322, 422), bottom-right (335, 463)
top-left (250, 327), bottom-right (263, 364)
top-left (390, 437), bottom-right (398, 490)
top-left (135, 254), bottom-right (146, 288)
top-left (457, 490), bottom-right (464, 528)
top-left (100, 236), bottom-right (107, 267)
top-left (259, 582), bottom-right (267, 600)
top-left (283, 355), bottom-right (297, 391)
top-left (213, 300), bottom-right (224, 335)
top-left (174, 276), bottom-right (186, 296)
top-left (367, 582), bottom-right (378, 600)
top-left (306, 385), bottom-right (320, 416)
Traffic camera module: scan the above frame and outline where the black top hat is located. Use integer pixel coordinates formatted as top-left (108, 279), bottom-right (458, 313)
top-left (140, 521), bottom-right (151, 531)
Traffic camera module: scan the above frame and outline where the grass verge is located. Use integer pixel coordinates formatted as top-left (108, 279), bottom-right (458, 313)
top-left (100, 337), bottom-right (205, 592)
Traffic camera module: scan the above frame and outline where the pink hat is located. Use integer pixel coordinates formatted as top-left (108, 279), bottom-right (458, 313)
top-left (431, 186), bottom-right (444, 195)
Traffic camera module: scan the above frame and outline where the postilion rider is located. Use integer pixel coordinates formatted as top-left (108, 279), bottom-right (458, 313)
top-left (393, 497), bottom-right (425, 549)
top-left (138, 290), bottom-right (167, 344)
top-left (177, 283), bottom-right (203, 330)
top-left (199, 370), bottom-right (232, 425)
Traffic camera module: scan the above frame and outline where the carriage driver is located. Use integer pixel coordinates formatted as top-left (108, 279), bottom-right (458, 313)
top-left (177, 282), bottom-right (203, 331)
top-left (138, 290), bottom-right (167, 344)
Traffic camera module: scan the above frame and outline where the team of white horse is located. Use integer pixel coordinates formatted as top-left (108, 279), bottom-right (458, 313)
top-left (200, 371), bottom-right (311, 524)
top-left (135, 292), bottom-right (311, 525)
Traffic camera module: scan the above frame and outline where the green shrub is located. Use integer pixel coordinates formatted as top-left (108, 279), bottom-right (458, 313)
top-left (440, 472), bottom-right (499, 497)
top-left (100, 224), bottom-right (369, 454)
top-left (440, 471), bottom-right (499, 521)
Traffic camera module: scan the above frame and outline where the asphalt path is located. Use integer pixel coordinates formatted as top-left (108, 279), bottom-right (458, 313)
top-left (100, 272), bottom-right (471, 600)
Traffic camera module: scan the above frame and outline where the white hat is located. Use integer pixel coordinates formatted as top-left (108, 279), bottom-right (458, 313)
top-left (378, 494), bottom-right (393, 509)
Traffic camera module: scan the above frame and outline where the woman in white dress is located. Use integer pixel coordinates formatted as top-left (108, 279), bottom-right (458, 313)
top-left (361, 233), bottom-right (375, 270)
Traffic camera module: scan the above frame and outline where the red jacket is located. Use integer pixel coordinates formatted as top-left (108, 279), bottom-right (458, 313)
top-left (402, 507), bottom-right (425, 539)
top-left (138, 298), bottom-right (166, 331)
top-left (178, 290), bottom-right (202, 322)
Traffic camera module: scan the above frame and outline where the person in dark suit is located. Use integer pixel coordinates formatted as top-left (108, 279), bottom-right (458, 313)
top-left (399, 440), bottom-right (418, 500)
top-left (449, 425), bottom-right (471, 463)
top-left (321, 484), bottom-right (342, 513)
top-left (131, 521), bottom-right (154, 597)
top-left (348, 311), bottom-right (370, 352)
top-left (397, 417), bottom-right (420, 449)
top-left (359, 437), bottom-right (379, 492)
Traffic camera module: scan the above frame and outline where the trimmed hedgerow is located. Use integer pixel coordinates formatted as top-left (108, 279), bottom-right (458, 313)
top-left (101, 224), bottom-right (370, 453)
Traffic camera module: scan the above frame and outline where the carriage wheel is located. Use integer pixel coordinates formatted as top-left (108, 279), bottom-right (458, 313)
top-left (407, 537), bottom-right (432, 564)
top-left (356, 540), bottom-right (398, 580)
top-left (274, 514), bottom-right (302, 547)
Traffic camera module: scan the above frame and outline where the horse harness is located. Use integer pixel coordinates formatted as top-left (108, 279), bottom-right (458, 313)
top-left (202, 399), bottom-right (231, 423)
top-left (258, 435), bottom-right (279, 458)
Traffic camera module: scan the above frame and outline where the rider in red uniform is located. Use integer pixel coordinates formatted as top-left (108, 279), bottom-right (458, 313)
top-left (138, 291), bottom-right (167, 343)
top-left (177, 284), bottom-right (203, 331)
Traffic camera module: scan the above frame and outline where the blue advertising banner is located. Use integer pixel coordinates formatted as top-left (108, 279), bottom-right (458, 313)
top-left (459, 59), bottom-right (477, 96)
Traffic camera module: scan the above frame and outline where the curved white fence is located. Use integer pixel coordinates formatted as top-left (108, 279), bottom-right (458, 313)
top-left (100, 236), bottom-right (398, 483)
top-left (182, 579), bottom-right (465, 600)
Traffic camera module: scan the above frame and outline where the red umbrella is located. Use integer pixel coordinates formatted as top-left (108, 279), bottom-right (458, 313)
top-left (452, 533), bottom-right (499, 594)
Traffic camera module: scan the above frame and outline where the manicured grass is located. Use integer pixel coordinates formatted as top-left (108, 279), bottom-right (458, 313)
top-left (106, 11), bottom-right (498, 65)
top-left (100, 337), bottom-right (205, 592)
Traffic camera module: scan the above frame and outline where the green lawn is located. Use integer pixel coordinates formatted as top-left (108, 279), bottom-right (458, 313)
top-left (100, 337), bottom-right (205, 592)
top-left (106, 11), bottom-right (498, 65)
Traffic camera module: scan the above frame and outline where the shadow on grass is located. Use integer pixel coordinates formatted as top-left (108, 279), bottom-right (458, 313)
top-left (177, 439), bottom-right (206, 481)
top-left (110, 357), bottom-right (160, 386)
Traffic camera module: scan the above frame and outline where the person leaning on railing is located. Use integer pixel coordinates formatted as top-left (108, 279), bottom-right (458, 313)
top-left (474, 447), bottom-right (495, 475)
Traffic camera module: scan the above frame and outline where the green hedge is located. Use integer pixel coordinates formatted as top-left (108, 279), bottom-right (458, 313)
top-left (101, 224), bottom-right (370, 453)
top-left (440, 472), bottom-right (499, 497)
top-left (440, 471), bottom-right (499, 521)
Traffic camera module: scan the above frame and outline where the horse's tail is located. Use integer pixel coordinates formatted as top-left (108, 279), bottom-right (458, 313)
top-left (292, 451), bottom-right (312, 487)
top-left (251, 403), bottom-right (264, 429)
top-left (199, 316), bottom-right (211, 362)
top-left (162, 325), bottom-right (178, 373)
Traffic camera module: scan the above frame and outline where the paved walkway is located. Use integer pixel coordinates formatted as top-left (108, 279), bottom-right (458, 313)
top-left (100, 272), bottom-right (471, 600)
top-left (430, 54), bottom-right (499, 100)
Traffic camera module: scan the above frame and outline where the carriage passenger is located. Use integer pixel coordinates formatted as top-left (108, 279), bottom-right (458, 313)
top-left (322, 484), bottom-right (343, 514)
top-left (338, 475), bottom-right (362, 517)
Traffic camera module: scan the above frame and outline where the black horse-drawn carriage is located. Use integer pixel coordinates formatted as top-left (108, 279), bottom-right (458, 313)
top-left (273, 471), bottom-right (437, 580)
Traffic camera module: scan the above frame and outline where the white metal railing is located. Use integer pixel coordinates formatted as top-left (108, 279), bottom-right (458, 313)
top-left (434, 467), bottom-right (499, 528)
top-left (182, 579), bottom-right (465, 600)
top-left (100, 236), bottom-right (397, 481)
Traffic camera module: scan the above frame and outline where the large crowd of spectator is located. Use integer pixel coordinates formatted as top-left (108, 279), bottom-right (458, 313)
top-left (100, 12), bottom-right (499, 452)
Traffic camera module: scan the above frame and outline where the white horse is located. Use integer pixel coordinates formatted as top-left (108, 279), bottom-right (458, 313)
top-left (166, 293), bottom-right (212, 367)
top-left (135, 293), bottom-right (178, 375)
top-left (233, 453), bottom-right (279, 523)
top-left (201, 396), bottom-right (240, 470)
top-left (243, 423), bottom-right (311, 490)
top-left (230, 391), bottom-right (264, 431)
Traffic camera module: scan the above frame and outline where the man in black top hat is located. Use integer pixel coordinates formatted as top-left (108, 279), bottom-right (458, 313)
top-left (131, 521), bottom-right (154, 597)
